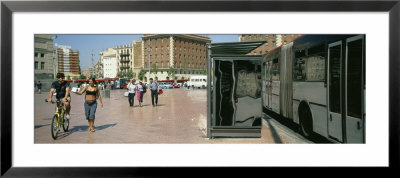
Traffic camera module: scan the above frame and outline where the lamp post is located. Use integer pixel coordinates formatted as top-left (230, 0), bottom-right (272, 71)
top-left (148, 37), bottom-right (151, 82)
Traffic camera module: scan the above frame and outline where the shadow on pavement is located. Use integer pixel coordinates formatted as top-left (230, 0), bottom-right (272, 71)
top-left (68, 123), bottom-right (117, 133)
top-left (264, 116), bottom-right (283, 143)
top-left (34, 124), bottom-right (50, 129)
top-left (55, 131), bottom-right (72, 140)
top-left (94, 123), bottom-right (117, 131)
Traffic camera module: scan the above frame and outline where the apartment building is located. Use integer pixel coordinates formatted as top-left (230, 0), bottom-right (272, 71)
top-left (54, 44), bottom-right (81, 79)
top-left (142, 34), bottom-right (211, 82)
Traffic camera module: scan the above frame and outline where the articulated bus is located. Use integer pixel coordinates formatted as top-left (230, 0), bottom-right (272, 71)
top-left (263, 35), bottom-right (365, 143)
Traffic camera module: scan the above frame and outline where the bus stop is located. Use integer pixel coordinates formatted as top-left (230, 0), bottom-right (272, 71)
top-left (207, 41), bottom-right (266, 138)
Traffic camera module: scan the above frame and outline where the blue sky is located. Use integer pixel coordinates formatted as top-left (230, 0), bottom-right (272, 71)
top-left (53, 34), bottom-right (239, 71)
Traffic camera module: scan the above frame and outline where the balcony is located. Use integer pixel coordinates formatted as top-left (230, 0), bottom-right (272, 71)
top-left (120, 59), bottom-right (130, 63)
top-left (120, 66), bottom-right (130, 70)
top-left (120, 53), bottom-right (130, 57)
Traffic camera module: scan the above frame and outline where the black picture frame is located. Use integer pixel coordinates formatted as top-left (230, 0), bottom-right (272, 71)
top-left (1, 0), bottom-right (399, 177)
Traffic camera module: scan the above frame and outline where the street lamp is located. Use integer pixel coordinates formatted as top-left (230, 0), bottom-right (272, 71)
top-left (148, 38), bottom-right (151, 83)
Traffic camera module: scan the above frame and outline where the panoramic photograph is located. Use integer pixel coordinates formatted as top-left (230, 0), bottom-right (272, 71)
top-left (33, 34), bottom-right (365, 144)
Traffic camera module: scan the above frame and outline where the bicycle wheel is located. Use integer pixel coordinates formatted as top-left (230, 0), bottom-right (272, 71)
top-left (51, 114), bottom-right (59, 140)
top-left (62, 112), bottom-right (69, 132)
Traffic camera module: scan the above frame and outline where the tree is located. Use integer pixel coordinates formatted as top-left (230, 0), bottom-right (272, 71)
top-left (138, 69), bottom-right (146, 80)
top-left (167, 66), bottom-right (175, 78)
top-left (126, 70), bottom-right (134, 79)
top-left (79, 74), bottom-right (86, 79)
top-left (117, 72), bottom-right (124, 78)
top-left (202, 68), bottom-right (207, 75)
top-left (151, 64), bottom-right (158, 74)
top-left (89, 74), bottom-right (96, 79)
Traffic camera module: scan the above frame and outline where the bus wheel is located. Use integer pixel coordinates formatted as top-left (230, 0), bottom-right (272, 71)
top-left (299, 106), bottom-right (313, 138)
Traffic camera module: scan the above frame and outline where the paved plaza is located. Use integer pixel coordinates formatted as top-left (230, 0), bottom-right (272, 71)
top-left (34, 88), bottom-right (289, 144)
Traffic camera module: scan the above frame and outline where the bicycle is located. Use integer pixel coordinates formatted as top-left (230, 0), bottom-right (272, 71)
top-left (45, 98), bottom-right (69, 139)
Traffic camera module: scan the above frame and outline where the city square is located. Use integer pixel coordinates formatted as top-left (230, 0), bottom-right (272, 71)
top-left (34, 88), bottom-right (298, 144)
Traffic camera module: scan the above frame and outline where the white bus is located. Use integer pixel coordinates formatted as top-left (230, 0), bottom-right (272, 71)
top-left (263, 35), bottom-right (365, 143)
top-left (189, 75), bottom-right (207, 89)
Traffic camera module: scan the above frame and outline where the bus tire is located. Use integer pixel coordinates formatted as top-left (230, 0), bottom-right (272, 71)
top-left (299, 104), bottom-right (313, 138)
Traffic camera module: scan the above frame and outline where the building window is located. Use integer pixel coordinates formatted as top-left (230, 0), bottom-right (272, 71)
top-left (273, 41), bottom-right (276, 47)
top-left (35, 61), bottom-right (38, 69)
top-left (41, 62), bottom-right (45, 69)
top-left (35, 52), bottom-right (38, 57)
top-left (284, 41), bottom-right (287, 45)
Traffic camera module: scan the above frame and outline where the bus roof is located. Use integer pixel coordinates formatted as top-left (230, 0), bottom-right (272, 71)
top-left (293, 34), bottom-right (360, 51)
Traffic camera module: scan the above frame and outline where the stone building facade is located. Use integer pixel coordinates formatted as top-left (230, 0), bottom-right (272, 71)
top-left (239, 34), bottom-right (303, 55)
top-left (141, 34), bottom-right (211, 82)
top-left (34, 34), bottom-right (55, 91)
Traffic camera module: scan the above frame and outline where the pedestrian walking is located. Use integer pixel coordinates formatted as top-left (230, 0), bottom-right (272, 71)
top-left (136, 81), bottom-right (144, 107)
top-left (72, 78), bottom-right (103, 132)
top-left (127, 79), bottom-right (136, 107)
top-left (37, 81), bottom-right (42, 94)
top-left (149, 78), bottom-right (159, 107)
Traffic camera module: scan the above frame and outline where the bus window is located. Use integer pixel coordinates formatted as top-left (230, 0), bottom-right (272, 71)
top-left (306, 56), bottom-right (325, 81)
top-left (329, 45), bottom-right (342, 113)
top-left (306, 44), bottom-right (326, 81)
top-left (347, 39), bottom-right (363, 118)
top-left (271, 58), bottom-right (279, 81)
top-left (294, 57), bottom-right (306, 81)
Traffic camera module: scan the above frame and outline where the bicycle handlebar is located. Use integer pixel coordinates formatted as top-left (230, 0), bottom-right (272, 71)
top-left (45, 99), bottom-right (55, 104)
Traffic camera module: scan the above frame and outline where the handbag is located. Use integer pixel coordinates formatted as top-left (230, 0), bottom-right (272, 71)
top-left (158, 89), bottom-right (163, 95)
top-left (124, 91), bottom-right (129, 97)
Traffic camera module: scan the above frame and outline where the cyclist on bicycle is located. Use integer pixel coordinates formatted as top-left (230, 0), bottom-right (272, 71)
top-left (48, 73), bottom-right (72, 120)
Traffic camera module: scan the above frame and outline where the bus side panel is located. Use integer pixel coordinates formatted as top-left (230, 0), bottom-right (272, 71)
top-left (293, 100), bottom-right (300, 124)
top-left (271, 81), bottom-right (280, 114)
top-left (310, 104), bottom-right (329, 138)
top-left (293, 81), bottom-right (327, 136)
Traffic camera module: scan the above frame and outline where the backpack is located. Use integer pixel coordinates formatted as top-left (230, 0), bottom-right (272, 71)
top-left (142, 84), bottom-right (147, 93)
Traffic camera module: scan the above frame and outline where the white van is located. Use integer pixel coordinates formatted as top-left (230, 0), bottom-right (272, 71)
top-left (188, 75), bottom-right (207, 89)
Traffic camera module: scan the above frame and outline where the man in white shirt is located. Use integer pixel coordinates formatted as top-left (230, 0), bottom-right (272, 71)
top-left (127, 79), bottom-right (136, 107)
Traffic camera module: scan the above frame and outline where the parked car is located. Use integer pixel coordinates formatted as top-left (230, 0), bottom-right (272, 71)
top-left (121, 83), bottom-right (128, 89)
top-left (172, 83), bottom-right (180, 88)
top-left (159, 82), bottom-right (173, 89)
